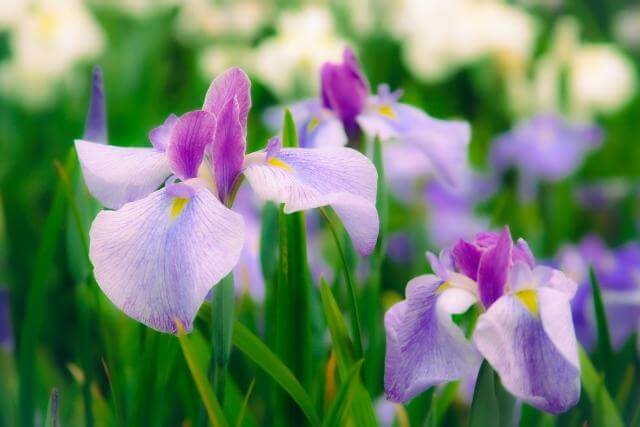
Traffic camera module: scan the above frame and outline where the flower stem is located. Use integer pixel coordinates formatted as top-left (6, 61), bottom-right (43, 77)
top-left (319, 207), bottom-right (364, 359)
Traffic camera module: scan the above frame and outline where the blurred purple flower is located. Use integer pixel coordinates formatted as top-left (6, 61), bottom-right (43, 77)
top-left (385, 227), bottom-right (581, 413)
top-left (556, 235), bottom-right (640, 350)
top-left (76, 67), bottom-right (379, 334)
top-left (491, 114), bottom-right (602, 198)
top-left (267, 47), bottom-right (471, 194)
top-left (0, 287), bottom-right (12, 350)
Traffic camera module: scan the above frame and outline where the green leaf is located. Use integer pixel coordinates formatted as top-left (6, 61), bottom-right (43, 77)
top-left (578, 346), bottom-right (624, 427)
top-left (323, 360), bottom-right (364, 427)
top-left (589, 267), bottom-right (613, 368)
top-left (18, 151), bottom-right (74, 427)
top-left (469, 361), bottom-right (499, 427)
top-left (319, 280), bottom-right (377, 426)
top-left (44, 388), bottom-right (58, 427)
top-left (211, 273), bottom-right (235, 402)
top-left (176, 322), bottom-right (229, 427)
top-left (372, 136), bottom-right (388, 260)
top-left (319, 207), bottom-right (364, 359)
top-left (232, 322), bottom-right (321, 427)
top-left (282, 109), bottom-right (298, 148)
top-left (235, 378), bottom-right (256, 427)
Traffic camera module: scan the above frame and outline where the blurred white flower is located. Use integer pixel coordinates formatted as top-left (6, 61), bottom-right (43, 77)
top-left (253, 6), bottom-right (346, 98)
top-left (176, 0), bottom-right (270, 41)
top-left (614, 6), bottom-right (640, 51)
top-left (199, 45), bottom-right (254, 79)
top-left (568, 44), bottom-right (637, 117)
top-left (0, 0), bottom-right (104, 108)
top-left (0, 0), bottom-right (26, 29)
top-left (389, 0), bottom-right (537, 81)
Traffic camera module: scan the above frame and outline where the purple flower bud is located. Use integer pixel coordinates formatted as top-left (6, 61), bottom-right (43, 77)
top-left (320, 48), bottom-right (370, 138)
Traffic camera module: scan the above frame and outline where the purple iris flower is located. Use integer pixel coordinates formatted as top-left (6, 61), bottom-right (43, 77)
top-left (75, 67), bottom-right (379, 334)
top-left (268, 47), bottom-right (470, 190)
top-left (384, 227), bottom-right (581, 414)
top-left (0, 287), bottom-right (11, 350)
top-left (556, 236), bottom-right (640, 350)
top-left (491, 114), bottom-right (602, 198)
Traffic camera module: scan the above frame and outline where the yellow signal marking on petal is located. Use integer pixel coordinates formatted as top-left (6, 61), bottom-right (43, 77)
top-left (170, 197), bottom-right (189, 219)
top-left (377, 104), bottom-right (397, 119)
top-left (437, 282), bottom-right (451, 294)
top-left (267, 157), bottom-right (293, 172)
top-left (515, 289), bottom-right (539, 316)
top-left (307, 117), bottom-right (320, 133)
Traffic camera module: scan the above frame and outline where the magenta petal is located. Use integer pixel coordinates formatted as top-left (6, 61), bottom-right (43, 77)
top-left (166, 110), bottom-right (216, 180)
top-left (203, 67), bottom-right (251, 132)
top-left (477, 228), bottom-right (513, 308)
top-left (211, 98), bottom-right (246, 203)
top-left (451, 240), bottom-right (482, 280)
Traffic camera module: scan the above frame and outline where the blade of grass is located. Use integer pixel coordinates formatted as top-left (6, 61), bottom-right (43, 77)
top-left (18, 152), bottom-right (74, 427)
top-left (232, 321), bottom-right (321, 427)
top-left (176, 321), bottom-right (229, 427)
top-left (589, 267), bottom-right (613, 372)
top-left (323, 360), bottom-right (364, 427)
top-left (319, 280), bottom-right (377, 426)
top-left (319, 207), bottom-right (363, 359)
top-left (235, 378), bottom-right (256, 427)
top-left (578, 345), bottom-right (624, 427)
top-left (211, 273), bottom-right (235, 403)
top-left (44, 388), bottom-right (59, 427)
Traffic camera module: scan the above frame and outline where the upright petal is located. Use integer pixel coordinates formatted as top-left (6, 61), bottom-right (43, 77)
top-left (75, 140), bottom-right (171, 210)
top-left (473, 289), bottom-right (580, 413)
top-left (166, 110), bottom-right (217, 180)
top-left (83, 67), bottom-right (107, 144)
top-left (320, 48), bottom-right (370, 136)
top-left (149, 114), bottom-right (178, 151)
top-left (452, 240), bottom-right (482, 281)
top-left (244, 146), bottom-right (378, 255)
top-left (89, 186), bottom-right (245, 333)
top-left (384, 275), bottom-right (481, 402)
top-left (211, 98), bottom-right (246, 203)
top-left (477, 228), bottom-right (512, 308)
top-left (203, 67), bottom-right (251, 132)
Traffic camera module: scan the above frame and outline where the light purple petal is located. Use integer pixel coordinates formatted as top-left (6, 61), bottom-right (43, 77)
top-left (477, 228), bottom-right (512, 308)
top-left (243, 147), bottom-right (379, 256)
top-left (203, 67), bottom-right (251, 132)
top-left (149, 114), bottom-right (178, 151)
top-left (166, 110), bottom-right (217, 180)
top-left (358, 103), bottom-right (470, 187)
top-left (473, 288), bottom-right (580, 413)
top-left (75, 140), bottom-right (171, 210)
top-left (384, 275), bottom-right (481, 402)
top-left (211, 98), bottom-right (245, 203)
top-left (89, 186), bottom-right (245, 333)
top-left (83, 67), bottom-right (107, 144)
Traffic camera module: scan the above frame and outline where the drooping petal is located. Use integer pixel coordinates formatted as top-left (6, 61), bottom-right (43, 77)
top-left (243, 146), bottom-right (378, 256)
top-left (477, 228), bottom-right (512, 308)
top-left (75, 140), bottom-right (171, 210)
top-left (473, 288), bottom-right (580, 413)
top-left (149, 114), bottom-right (179, 151)
top-left (203, 67), bottom-right (251, 132)
top-left (358, 103), bottom-right (470, 186)
top-left (89, 186), bottom-right (245, 333)
top-left (211, 98), bottom-right (245, 203)
top-left (166, 110), bottom-right (217, 180)
top-left (83, 67), bottom-right (107, 144)
top-left (384, 275), bottom-right (481, 403)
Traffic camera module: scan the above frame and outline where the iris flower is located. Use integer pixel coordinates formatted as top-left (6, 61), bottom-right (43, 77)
top-left (268, 47), bottom-right (470, 191)
top-left (75, 67), bottom-right (378, 333)
top-left (384, 227), bottom-right (581, 413)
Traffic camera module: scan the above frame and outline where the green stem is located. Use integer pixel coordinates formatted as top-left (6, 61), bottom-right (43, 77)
top-left (211, 273), bottom-right (235, 404)
top-left (319, 207), bottom-right (364, 359)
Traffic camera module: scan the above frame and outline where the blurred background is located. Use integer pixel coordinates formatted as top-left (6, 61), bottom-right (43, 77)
top-left (1, 0), bottom-right (639, 425)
